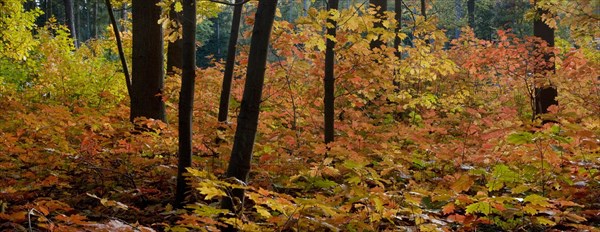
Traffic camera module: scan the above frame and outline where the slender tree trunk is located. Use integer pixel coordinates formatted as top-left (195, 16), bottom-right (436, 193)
top-left (394, 0), bottom-right (402, 58)
top-left (369, 0), bottom-right (387, 49)
top-left (121, 3), bottom-right (128, 31)
top-left (216, 18), bottom-right (221, 57)
top-left (324, 0), bottom-right (338, 144)
top-left (467, 0), bottom-right (474, 29)
top-left (64, 0), bottom-right (78, 47)
top-left (93, 0), bottom-right (98, 38)
top-left (175, 0), bottom-right (197, 208)
top-left (105, 0), bottom-right (132, 98)
top-left (220, 0), bottom-right (278, 216)
top-left (218, 0), bottom-right (244, 123)
top-left (454, 0), bottom-right (462, 39)
top-left (303, 0), bottom-right (308, 16)
top-left (75, 0), bottom-right (81, 42)
top-left (533, 4), bottom-right (557, 119)
top-left (421, 0), bottom-right (426, 19)
top-left (166, 8), bottom-right (183, 75)
top-left (130, 0), bottom-right (166, 122)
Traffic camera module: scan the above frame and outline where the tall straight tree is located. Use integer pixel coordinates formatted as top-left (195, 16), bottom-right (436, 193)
top-left (324, 0), bottom-right (338, 144)
top-left (454, 0), bottom-right (462, 38)
top-left (369, 0), bottom-right (387, 49)
top-left (105, 0), bottom-right (132, 98)
top-left (130, 0), bottom-right (166, 122)
top-left (467, 0), bottom-right (474, 29)
top-left (394, 0), bottom-right (402, 58)
top-left (421, 0), bottom-right (426, 19)
top-left (175, 0), bottom-right (197, 208)
top-left (166, 8), bottom-right (183, 75)
top-left (533, 3), bottom-right (557, 119)
top-left (63, 0), bottom-right (77, 47)
top-left (220, 0), bottom-right (278, 215)
top-left (218, 0), bottom-right (244, 123)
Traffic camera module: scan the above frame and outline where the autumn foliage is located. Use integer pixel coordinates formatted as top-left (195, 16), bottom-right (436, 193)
top-left (1, 2), bottom-right (599, 231)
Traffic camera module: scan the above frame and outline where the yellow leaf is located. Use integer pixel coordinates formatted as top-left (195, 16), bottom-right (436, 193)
top-left (174, 2), bottom-right (183, 13)
top-left (255, 205), bottom-right (271, 218)
top-left (536, 216), bottom-right (556, 226)
top-left (197, 185), bottom-right (227, 200)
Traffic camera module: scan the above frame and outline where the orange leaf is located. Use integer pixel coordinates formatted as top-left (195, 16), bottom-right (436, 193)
top-left (442, 203), bottom-right (456, 215)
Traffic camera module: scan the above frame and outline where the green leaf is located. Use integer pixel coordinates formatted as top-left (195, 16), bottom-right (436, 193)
top-left (465, 201), bottom-right (492, 215)
top-left (487, 164), bottom-right (519, 191)
top-left (506, 132), bottom-right (534, 144)
top-left (314, 178), bottom-right (338, 189)
top-left (524, 194), bottom-right (551, 207)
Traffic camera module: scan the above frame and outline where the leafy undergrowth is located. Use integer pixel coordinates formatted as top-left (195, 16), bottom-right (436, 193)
top-left (2, 10), bottom-right (600, 232)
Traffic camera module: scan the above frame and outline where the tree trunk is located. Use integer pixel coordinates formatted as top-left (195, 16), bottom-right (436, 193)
top-left (369, 0), bottom-right (387, 49)
top-left (166, 8), bottom-right (183, 75)
top-left (324, 0), bottom-right (338, 144)
top-left (75, 0), bottom-right (81, 42)
top-left (467, 0), bottom-right (474, 29)
top-left (63, 0), bottom-right (78, 47)
top-left (421, 0), bottom-right (426, 19)
top-left (454, 0), bottom-right (462, 39)
top-left (175, 0), bottom-right (197, 208)
top-left (394, 0), bottom-right (402, 58)
top-left (93, 0), bottom-right (98, 38)
top-left (533, 4), bottom-right (557, 119)
top-left (218, 0), bottom-right (244, 123)
top-left (130, 0), bottom-right (166, 122)
top-left (220, 0), bottom-right (278, 216)
top-left (105, 0), bottom-right (132, 99)
top-left (303, 0), bottom-right (308, 16)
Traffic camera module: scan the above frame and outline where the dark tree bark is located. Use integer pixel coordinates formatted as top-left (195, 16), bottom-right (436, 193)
top-left (369, 0), bottom-right (387, 49)
top-left (324, 0), bottom-right (338, 144)
top-left (220, 0), bottom-right (278, 216)
top-left (130, 0), bottom-right (166, 122)
top-left (105, 0), bottom-right (132, 98)
top-left (64, 0), bottom-right (78, 47)
top-left (218, 0), bottom-right (245, 123)
top-left (93, 0), bottom-right (98, 38)
top-left (454, 0), bottom-right (462, 39)
top-left (166, 8), bottom-right (183, 75)
top-left (175, 0), bottom-right (197, 208)
top-left (467, 0), bottom-right (474, 29)
top-left (421, 0), bottom-right (426, 19)
top-left (533, 5), bottom-right (557, 119)
top-left (303, 0), bottom-right (308, 16)
top-left (394, 0), bottom-right (402, 58)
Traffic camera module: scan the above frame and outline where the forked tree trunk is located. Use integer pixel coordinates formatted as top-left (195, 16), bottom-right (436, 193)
top-left (218, 0), bottom-right (245, 123)
top-left (324, 0), bottom-right (338, 144)
top-left (220, 0), bottom-right (278, 217)
top-left (175, 0), bottom-right (197, 208)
